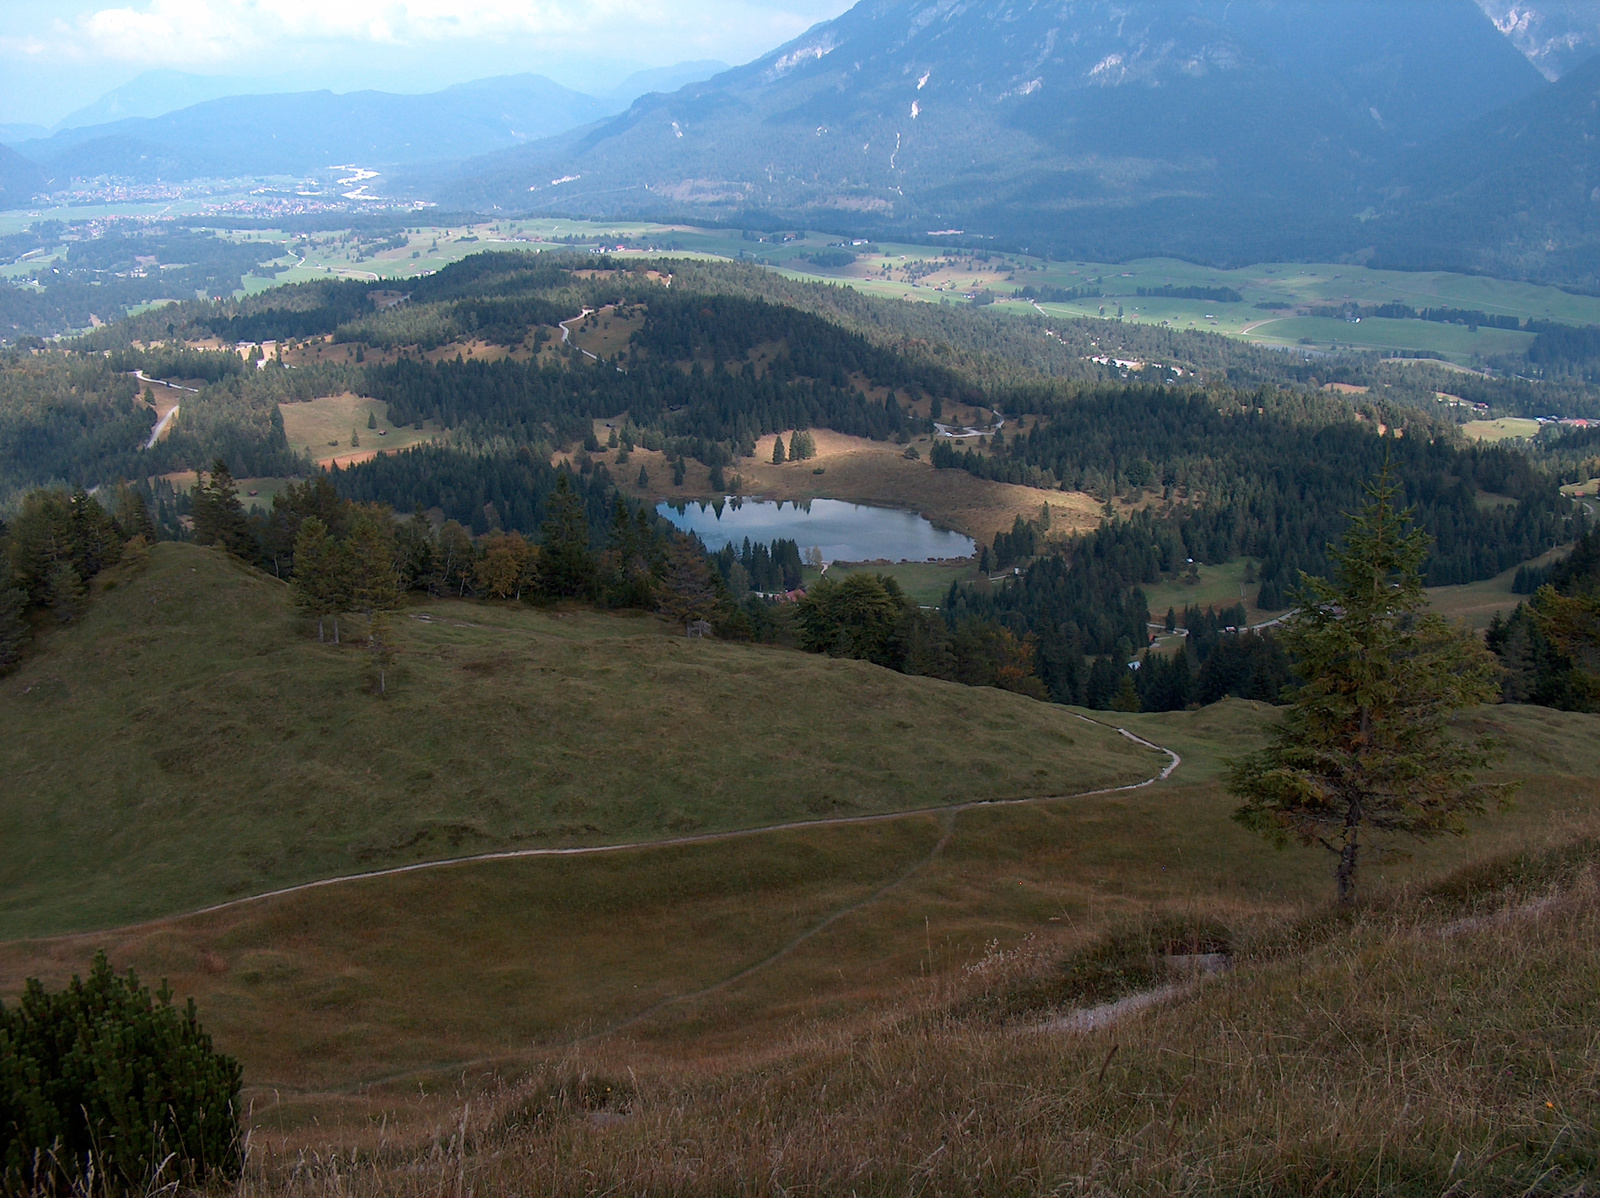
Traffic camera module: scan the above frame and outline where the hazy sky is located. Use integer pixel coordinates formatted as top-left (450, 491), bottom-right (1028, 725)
top-left (0, 0), bottom-right (856, 126)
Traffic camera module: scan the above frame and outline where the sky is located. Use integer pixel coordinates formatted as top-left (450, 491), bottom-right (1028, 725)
top-left (0, 0), bottom-right (857, 127)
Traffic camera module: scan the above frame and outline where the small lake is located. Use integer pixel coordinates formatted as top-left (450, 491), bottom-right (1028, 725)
top-left (657, 498), bottom-right (975, 563)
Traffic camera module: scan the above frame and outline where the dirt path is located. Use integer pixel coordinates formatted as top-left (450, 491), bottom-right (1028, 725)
top-left (49, 716), bottom-right (1181, 944)
top-left (330, 719), bottom-right (1181, 1091)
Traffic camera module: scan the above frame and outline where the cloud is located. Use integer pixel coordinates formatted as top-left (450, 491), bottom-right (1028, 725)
top-left (25, 0), bottom-right (846, 65)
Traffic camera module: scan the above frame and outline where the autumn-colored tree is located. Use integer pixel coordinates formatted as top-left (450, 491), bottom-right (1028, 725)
top-left (477, 531), bottom-right (536, 600)
top-left (656, 535), bottom-right (722, 631)
top-left (436, 520), bottom-right (477, 596)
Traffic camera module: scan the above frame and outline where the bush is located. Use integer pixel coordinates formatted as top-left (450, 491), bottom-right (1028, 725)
top-left (0, 952), bottom-right (243, 1194)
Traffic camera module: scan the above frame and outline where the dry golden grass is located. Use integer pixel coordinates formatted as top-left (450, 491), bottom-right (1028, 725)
top-left (222, 821), bottom-right (1600, 1197)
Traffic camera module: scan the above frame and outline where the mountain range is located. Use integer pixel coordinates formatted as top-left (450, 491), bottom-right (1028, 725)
top-left (4, 62), bottom-right (729, 186)
top-left (5, 0), bottom-right (1600, 287)
top-left (422, 0), bottom-right (1548, 263)
top-left (1476, 0), bottom-right (1600, 79)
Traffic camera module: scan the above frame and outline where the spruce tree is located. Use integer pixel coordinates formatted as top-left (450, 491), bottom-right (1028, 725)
top-left (538, 473), bottom-right (594, 598)
top-left (191, 461), bottom-right (253, 557)
top-left (290, 517), bottom-right (345, 642)
top-left (346, 505), bottom-right (399, 618)
top-left (0, 565), bottom-right (29, 675)
top-left (1228, 466), bottom-right (1507, 904)
top-left (772, 435), bottom-right (787, 464)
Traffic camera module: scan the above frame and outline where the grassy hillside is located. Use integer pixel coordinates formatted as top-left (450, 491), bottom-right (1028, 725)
top-left (3, 694), bottom-right (1593, 1105)
top-left (230, 835), bottom-right (1599, 1198)
top-left (0, 542), bottom-right (1160, 938)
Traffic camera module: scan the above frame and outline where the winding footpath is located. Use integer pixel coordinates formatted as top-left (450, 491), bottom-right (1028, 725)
top-left (52, 716), bottom-right (1181, 940)
top-left (36, 717), bottom-right (1183, 1090)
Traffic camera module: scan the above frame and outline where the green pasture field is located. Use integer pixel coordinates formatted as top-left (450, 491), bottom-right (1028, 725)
top-left (1138, 559), bottom-right (1274, 625)
top-left (1239, 315), bottom-right (1535, 359)
top-left (0, 541), bottom-right (1161, 940)
top-left (819, 560), bottom-right (977, 606)
top-left (1462, 417), bottom-right (1543, 442)
top-left (20, 200), bottom-right (1596, 360)
top-left (277, 393), bottom-right (440, 465)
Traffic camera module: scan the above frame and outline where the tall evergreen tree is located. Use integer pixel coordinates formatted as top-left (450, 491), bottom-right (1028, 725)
top-left (1228, 466), bottom-right (1507, 904)
top-left (191, 460), bottom-right (253, 557)
top-left (538, 473), bottom-right (594, 598)
top-left (290, 517), bottom-right (346, 642)
top-left (0, 560), bottom-right (29, 675)
top-left (772, 435), bottom-right (787, 464)
top-left (346, 504), bottom-right (399, 619)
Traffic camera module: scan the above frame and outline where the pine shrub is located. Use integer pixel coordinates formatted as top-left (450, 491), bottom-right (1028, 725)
top-left (0, 952), bottom-right (243, 1194)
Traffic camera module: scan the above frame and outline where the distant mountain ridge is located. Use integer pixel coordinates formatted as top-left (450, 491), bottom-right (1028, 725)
top-left (422, 0), bottom-right (1543, 263)
top-left (0, 144), bottom-right (45, 205)
top-left (5, 62), bottom-right (729, 188)
top-left (14, 76), bottom-right (615, 183)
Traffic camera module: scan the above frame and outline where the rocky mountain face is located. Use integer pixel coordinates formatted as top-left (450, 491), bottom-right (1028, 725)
top-left (1477, 0), bottom-right (1600, 79)
top-left (432, 0), bottom-right (1543, 262)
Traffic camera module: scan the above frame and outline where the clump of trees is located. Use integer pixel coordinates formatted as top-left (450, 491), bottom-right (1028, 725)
top-left (0, 952), bottom-right (243, 1194)
top-left (794, 572), bottom-right (1049, 700)
top-left (1488, 525), bottom-right (1600, 709)
top-left (0, 484), bottom-right (152, 675)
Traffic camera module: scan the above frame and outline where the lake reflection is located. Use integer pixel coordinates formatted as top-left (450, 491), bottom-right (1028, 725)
top-left (657, 498), bottom-right (975, 563)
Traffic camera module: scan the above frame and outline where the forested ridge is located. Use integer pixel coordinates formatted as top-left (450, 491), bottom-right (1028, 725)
top-left (1, 250), bottom-right (1595, 715)
top-left (934, 387), bottom-right (1576, 602)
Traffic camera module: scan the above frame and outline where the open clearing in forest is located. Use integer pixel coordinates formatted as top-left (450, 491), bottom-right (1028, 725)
top-left (0, 542), bottom-right (1158, 940)
top-left (1461, 417), bottom-right (1543, 442)
top-left (278, 393), bottom-right (441, 466)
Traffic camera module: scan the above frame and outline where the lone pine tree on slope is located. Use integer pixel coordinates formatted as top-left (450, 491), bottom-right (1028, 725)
top-left (1228, 464), bottom-right (1508, 904)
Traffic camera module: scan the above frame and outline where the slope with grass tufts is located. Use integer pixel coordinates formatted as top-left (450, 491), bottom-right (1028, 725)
top-left (0, 541), bottom-right (1162, 939)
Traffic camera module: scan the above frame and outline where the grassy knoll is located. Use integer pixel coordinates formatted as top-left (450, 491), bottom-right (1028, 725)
top-left (233, 834), bottom-right (1600, 1197)
top-left (0, 542), bottom-right (1159, 939)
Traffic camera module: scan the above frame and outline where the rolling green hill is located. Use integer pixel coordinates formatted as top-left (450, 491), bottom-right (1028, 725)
top-left (0, 541), bottom-right (1162, 939)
